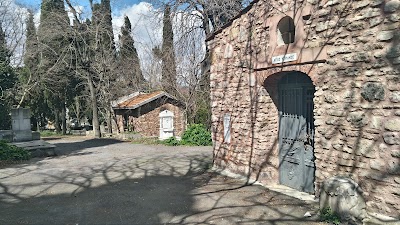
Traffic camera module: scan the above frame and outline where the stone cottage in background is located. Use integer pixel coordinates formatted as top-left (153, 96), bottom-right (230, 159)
top-left (112, 91), bottom-right (186, 139)
top-left (207, 0), bottom-right (399, 218)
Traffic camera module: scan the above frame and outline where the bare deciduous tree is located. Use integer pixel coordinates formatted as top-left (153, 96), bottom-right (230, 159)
top-left (149, 0), bottom-right (249, 126)
top-left (0, 0), bottom-right (28, 67)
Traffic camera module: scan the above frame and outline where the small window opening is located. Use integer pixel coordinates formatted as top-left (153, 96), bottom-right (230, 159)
top-left (302, 14), bottom-right (311, 21)
top-left (277, 16), bottom-right (295, 45)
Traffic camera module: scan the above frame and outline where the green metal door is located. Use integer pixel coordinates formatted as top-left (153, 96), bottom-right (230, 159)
top-left (278, 72), bottom-right (315, 193)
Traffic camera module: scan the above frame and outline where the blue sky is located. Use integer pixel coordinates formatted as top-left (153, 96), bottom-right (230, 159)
top-left (9, 0), bottom-right (162, 69)
top-left (15, 0), bottom-right (145, 12)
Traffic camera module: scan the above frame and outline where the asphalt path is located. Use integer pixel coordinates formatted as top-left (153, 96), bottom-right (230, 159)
top-left (0, 137), bottom-right (322, 225)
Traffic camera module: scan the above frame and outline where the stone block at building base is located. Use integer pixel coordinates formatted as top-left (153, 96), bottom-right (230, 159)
top-left (13, 130), bottom-right (32, 142)
top-left (320, 176), bottom-right (367, 224)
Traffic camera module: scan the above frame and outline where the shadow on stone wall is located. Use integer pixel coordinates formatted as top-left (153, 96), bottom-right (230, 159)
top-left (210, 0), bottom-right (399, 218)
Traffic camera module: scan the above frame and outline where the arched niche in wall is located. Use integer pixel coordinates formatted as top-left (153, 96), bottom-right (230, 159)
top-left (254, 4), bottom-right (327, 70)
top-left (277, 16), bottom-right (295, 46)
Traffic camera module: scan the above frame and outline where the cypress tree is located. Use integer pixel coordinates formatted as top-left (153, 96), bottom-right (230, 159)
top-left (20, 12), bottom-right (45, 130)
top-left (90, 0), bottom-right (117, 136)
top-left (37, 0), bottom-right (71, 134)
top-left (0, 26), bottom-right (14, 87)
top-left (161, 5), bottom-right (177, 94)
top-left (0, 25), bottom-right (16, 129)
top-left (119, 16), bottom-right (144, 91)
top-left (101, 0), bottom-right (115, 52)
top-left (24, 12), bottom-right (39, 73)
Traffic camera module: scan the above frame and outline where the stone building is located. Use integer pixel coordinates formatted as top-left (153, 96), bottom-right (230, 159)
top-left (113, 91), bottom-right (186, 138)
top-left (207, 0), bottom-right (399, 218)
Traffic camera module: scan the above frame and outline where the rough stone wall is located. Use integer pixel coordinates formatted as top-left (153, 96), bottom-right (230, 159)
top-left (209, 0), bottom-right (400, 217)
top-left (119, 103), bottom-right (185, 137)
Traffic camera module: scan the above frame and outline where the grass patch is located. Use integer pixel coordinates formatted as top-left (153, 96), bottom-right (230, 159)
top-left (40, 130), bottom-right (72, 137)
top-left (40, 130), bottom-right (61, 137)
top-left (130, 137), bottom-right (160, 145)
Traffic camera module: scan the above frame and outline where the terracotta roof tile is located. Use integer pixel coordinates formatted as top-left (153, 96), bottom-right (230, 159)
top-left (115, 91), bottom-right (165, 109)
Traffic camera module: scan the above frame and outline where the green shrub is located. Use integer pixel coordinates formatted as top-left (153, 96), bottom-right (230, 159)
top-left (181, 124), bottom-right (212, 146)
top-left (0, 140), bottom-right (31, 161)
top-left (162, 137), bottom-right (180, 146)
top-left (320, 207), bottom-right (341, 225)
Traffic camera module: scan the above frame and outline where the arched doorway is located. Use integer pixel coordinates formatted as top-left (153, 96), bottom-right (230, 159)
top-left (278, 71), bottom-right (315, 193)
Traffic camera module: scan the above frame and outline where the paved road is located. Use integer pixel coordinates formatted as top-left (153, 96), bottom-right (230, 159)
top-left (0, 137), bottom-right (322, 225)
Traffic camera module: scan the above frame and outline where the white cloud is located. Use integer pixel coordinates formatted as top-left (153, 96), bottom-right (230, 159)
top-left (111, 3), bottom-right (207, 84)
top-left (113, 2), bottom-right (162, 46)
top-left (112, 2), bottom-right (163, 81)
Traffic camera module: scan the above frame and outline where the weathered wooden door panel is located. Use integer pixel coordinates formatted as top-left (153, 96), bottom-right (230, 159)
top-left (278, 73), bottom-right (315, 193)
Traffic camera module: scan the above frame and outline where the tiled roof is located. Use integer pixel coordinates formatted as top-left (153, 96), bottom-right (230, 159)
top-left (113, 91), bottom-right (169, 109)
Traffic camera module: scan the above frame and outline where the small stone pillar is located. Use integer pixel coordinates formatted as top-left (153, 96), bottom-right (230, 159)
top-left (11, 108), bottom-right (32, 142)
top-left (159, 110), bottom-right (174, 140)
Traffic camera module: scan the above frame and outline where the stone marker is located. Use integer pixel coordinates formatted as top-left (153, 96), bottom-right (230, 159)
top-left (320, 176), bottom-right (367, 224)
top-left (11, 108), bottom-right (32, 142)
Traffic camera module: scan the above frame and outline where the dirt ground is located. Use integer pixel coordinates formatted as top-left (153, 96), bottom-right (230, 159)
top-left (0, 137), bottom-right (324, 225)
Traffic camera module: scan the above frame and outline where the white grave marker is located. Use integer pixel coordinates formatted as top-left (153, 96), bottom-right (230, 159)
top-left (159, 110), bottom-right (174, 140)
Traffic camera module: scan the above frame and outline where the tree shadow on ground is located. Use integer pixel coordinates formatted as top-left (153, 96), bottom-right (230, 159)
top-left (0, 144), bottom-right (322, 225)
top-left (1, 175), bottom-right (197, 224)
top-left (52, 138), bottom-right (125, 156)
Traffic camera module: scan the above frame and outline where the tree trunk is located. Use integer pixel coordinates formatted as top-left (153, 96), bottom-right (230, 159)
top-left (61, 102), bottom-right (67, 135)
top-left (54, 108), bottom-right (61, 133)
top-left (107, 105), bottom-right (113, 133)
top-left (88, 74), bottom-right (101, 138)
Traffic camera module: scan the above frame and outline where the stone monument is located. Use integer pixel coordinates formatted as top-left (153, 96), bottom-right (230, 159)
top-left (0, 108), bottom-right (56, 157)
top-left (11, 108), bottom-right (32, 142)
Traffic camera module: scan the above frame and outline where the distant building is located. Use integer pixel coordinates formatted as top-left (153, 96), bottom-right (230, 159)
top-left (112, 91), bottom-right (186, 139)
top-left (207, 0), bottom-right (399, 218)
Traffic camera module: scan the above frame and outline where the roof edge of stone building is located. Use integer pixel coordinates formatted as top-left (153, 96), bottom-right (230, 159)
top-left (112, 91), bottom-right (177, 110)
top-left (206, 0), bottom-right (259, 42)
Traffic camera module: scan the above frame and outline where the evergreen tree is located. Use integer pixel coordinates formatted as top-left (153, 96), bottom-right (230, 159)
top-left (119, 16), bottom-right (145, 91)
top-left (87, 0), bottom-right (118, 136)
top-left (19, 12), bottom-right (46, 130)
top-left (0, 25), bottom-right (16, 129)
top-left (37, 0), bottom-right (71, 134)
top-left (161, 5), bottom-right (177, 94)
top-left (24, 12), bottom-right (40, 74)
top-left (101, 0), bottom-right (115, 53)
top-left (92, 0), bottom-right (115, 57)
